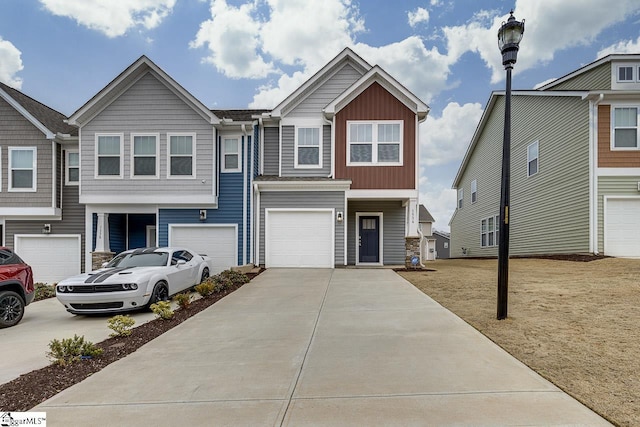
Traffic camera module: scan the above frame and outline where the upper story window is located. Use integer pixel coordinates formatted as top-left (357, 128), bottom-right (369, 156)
top-left (618, 66), bottom-right (634, 82)
top-left (295, 127), bottom-right (321, 168)
top-left (612, 107), bottom-right (639, 149)
top-left (471, 179), bottom-right (477, 203)
top-left (347, 121), bottom-right (403, 166)
top-left (66, 150), bottom-right (79, 185)
top-left (457, 188), bottom-right (463, 209)
top-left (168, 134), bottom-right (195, 178)
top-left (131, 134), bottom-right (159, 178)
top-left (222, 137), bottom-right (241, 172)
top-left (9, 147), bottom-right (36, 191)
top-left (96, 134), bottom-right (123, 178)
top-left (527, 141), bottom-right (539, 176)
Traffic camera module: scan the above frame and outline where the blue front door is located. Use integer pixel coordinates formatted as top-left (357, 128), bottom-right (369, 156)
top-left (359, 216), bottom-right (379, 263)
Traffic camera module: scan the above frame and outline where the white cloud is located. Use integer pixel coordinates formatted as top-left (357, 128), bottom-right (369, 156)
top-left (0, 37), bottom-right (23, 89)
top-left (598, 36), bottom-right (640, 58)
top-left (408, 7), bottom-right (429, 28)
top-left (420, 102), bottom-right (483, 167)
top-left (419, 176), bottom-right (456, 232)
top-left (39, 0), bottom-right (176, 38)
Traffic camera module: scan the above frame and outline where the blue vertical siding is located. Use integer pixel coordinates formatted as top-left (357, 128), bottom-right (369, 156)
top-left (128, 214), bottom-right (155, 249)
top-left (109, 214), bottom-right (126, 254)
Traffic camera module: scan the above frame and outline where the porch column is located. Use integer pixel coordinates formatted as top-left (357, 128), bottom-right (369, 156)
top-left (405, 198), bottom-right (421, 268)
top-left (95, 213), bottom-right (110, 252)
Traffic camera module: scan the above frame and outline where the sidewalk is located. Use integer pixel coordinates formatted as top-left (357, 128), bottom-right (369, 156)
top-left (35, 268), bottom-right (610, 426)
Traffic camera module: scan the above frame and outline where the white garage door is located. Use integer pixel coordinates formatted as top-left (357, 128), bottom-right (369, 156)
top-left (169, 225), bottom-right (237, 274)
top-left (266, 209), bottom-right (334, 268)
top-left (15, 235), bottom-right (81, 283)
top-left (605, 198), bottom-right (640, 257)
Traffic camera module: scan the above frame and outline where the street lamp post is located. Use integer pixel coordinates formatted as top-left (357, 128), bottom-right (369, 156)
top-left (497, 11), bottom-right (524, 320)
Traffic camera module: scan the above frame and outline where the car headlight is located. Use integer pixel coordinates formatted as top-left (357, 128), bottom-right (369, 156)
top-left (122, 283), bottom-right (138, 291)
top-left (58, 285), bottom-right (67, 293)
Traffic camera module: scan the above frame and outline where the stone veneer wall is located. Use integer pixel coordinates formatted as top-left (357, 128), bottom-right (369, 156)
top-left (405, 237), bottom-right (421, 268)
top-left (92, 251), bottom-right (115, 270)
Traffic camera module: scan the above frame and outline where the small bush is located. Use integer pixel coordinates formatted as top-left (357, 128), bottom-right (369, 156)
top-left (219, 270), bottom-right (250, 285)
top-left (150, 301), bottom-right (174, 320)
top-left (194, 280), bottom-right (215, 297)
top-left (107, 315), bottom-right (135, 337)
top-left (173, 292), bottom-right (192, 309)
top-left (34, 283), bottom-right (56, 301)
top-left (47, 334), bottom-right (103, 366)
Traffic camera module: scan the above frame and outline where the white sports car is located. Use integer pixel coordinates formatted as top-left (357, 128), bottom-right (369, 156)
top-left (56, 247), bottom-right (212, 315)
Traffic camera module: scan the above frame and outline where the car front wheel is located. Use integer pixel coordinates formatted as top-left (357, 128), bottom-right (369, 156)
top-left (0, 290), bottom-right (25, 328)
top-left (147, 281), bottom-right (169, 308)
top-left (200, 268), bottom-right (210, 283)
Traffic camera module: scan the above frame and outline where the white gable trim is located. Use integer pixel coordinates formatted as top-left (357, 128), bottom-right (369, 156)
top-left (0, 87), bottom-right (55, 139)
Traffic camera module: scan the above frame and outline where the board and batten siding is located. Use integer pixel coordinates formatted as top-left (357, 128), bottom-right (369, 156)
top-left (547, 62), bottom-right (611, 91)
top-left (347, 200), bottom-right (405, 265)
top-left (80, 72), bottom-right (214, 197)
top-left (280, 125), bottom-right (331, 177)
top-left (0, 97), bottom-right (54, 206)
top-left (286, 63), bottom-right (364, 117)
top-left (451, 94), bottom-right (591, 257)
top-left (597, 175), bottom-right (640, 254)
top-left (258, 191), bottom-right (345, 266)
top-left (263, 127), bottom-right (279, 176)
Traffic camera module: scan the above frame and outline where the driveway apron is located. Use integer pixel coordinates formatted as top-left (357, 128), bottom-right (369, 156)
top-left (36, 268), bottom-right (610, 426)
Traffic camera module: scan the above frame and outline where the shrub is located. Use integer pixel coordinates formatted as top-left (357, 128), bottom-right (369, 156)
top-left (219, 270), bottom-right (250, 285)
top-left (194, 281), bottom-right (215, 297)
top-left (150, 301), bottom-right (174, 320)
top-left (173, 292), bottom-right (192, 309)
top-left (47, 334), bottom-right (103, 366)
top-left (34, 283), bottom-right (56, 301)
top-left (107, 315), bottom-right (135, 337)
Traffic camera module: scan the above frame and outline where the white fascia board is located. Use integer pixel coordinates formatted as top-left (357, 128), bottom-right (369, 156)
top-left (79, 194), bottom-right (218, 206)
top-left (346, 189), bottom-right (418, 199)
top-left (0, 87), bottom-right (55, 139)
top-left (597, 168), bottom-right (640, 176)
top-left (0, 207), bottom-right (62, 220)
top-left (255, 180), bottom-right (352, 192)
top-left (583, 90), bottom-right (640, 101)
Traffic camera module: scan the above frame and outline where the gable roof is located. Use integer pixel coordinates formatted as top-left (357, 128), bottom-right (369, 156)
top-left (323, 65), bottom-right (429, 120)
top-left (419, 205), bottom-right (435, 223)
top-left (68, 55), bottom-right (219, 126)
top-left (0, 82), bottom-right (77, 138)
top-left (269, 47), bottom-right (372, 118)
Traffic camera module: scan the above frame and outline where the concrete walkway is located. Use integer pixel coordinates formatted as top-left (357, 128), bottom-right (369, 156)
top-left (36, 269), bottom-right (610, 426)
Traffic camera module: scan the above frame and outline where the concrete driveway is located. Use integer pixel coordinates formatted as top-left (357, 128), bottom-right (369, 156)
top-left (35, 269), bottom-right (609, 426)
top-left (0, 297), bottom-right (157, 384)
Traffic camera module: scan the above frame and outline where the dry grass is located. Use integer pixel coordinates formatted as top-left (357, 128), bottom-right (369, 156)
top-left (399, 257), bottom-right (640, 427)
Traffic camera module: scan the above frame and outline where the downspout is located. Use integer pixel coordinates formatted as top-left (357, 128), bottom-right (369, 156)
top-left (241, 124), bottom-right (249, 265)
top-left (590, 93), bottom-right (604, 255)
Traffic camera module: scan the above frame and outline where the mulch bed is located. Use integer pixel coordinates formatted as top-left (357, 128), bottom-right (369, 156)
top-left (0, 272), bottom-right (260, 412)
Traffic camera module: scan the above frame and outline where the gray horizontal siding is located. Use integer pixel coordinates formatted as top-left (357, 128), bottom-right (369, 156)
top-left (597, 175), bottom-right (640, 254)
top-left (281, 125), bottom-right (331, 177)
top-left (347, 200), bottom-right (405, 265)
top-left (263, 127), bottom-right (279, 176)
top-left (548, 62), bottom-right (610, 91)
top-left (80, 72), bottom-right (214, 196)
top-left (258, 191), bottom-right (345, 266)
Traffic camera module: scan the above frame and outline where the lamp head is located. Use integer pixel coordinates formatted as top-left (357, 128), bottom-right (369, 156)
top-left (498, 10), bottom-right (525, 67)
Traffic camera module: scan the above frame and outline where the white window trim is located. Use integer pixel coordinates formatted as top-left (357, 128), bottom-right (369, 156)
top-left (294, 126), bottom-right (323, 169)
top-left (221, 136), bottom-right (242, 173)
top-left (480, 215), bottom-right (500, 248)
top-left (346, 120), bottom-right (403, 166)
top-left (65, 150), bottom-right (79, 186)
top-left (8, 146), bottom-right (37, 192)
top-left (610, 105), bottom-right (640, 150)
top-left (457, 188), bottom-right (463, 209)
top-left (130, 133), bottom-right (160, 179)
top-left (167, 132), bottom-right (197, 179)
top-left (616, 65), bottom-right (634, 83)
top-left (527, 140), bottom-right (539, 177)
top-left (471, 179), bottom-right (477, 204)
top-left (95, 133), bottom-right (124, 179)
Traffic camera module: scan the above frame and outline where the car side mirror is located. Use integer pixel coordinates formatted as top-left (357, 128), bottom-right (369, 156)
top-left (176, 259), bottom-right (186, 267)
top-left (101, 262), bottom-right (108, 268)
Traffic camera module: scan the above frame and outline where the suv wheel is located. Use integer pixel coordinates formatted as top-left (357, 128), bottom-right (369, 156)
top-left (0, 290), bottom-right (25, 328)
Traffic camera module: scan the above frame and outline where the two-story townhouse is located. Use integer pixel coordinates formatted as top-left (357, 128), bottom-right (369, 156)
top-left (67, 56), bottom-right (265, 274)
top-left (0, 82), bottom-right (83, 283)
top-left (451, 54), bottom-right (640, 258)
top-left (253, 48), bottom-right (429, 267)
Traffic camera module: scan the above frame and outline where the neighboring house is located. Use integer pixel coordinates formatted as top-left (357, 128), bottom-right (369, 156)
top-left (418, 204), bottom-right (436, 261)
top-left (451, 54), bottom-right (640, 258)
top-left (253, 48), bottom-right (429, 267)
top-left (433, 230), bottom-right (450, 259)
top-left (0, 82), bottom-right (83, 283)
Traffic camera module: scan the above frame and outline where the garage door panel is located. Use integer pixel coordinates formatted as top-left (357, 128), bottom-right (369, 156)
top-left (169, 225), bottom-right (237, 274)
top-left (266, 210), bottom-right (333, 268)
top-left (606, 199), bottom-right (640, 257)
top-left (15, 235), bottom-right (81, 283)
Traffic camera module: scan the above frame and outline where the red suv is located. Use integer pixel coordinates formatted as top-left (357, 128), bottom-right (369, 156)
top-left (0, 247), bottom-right (34, 328)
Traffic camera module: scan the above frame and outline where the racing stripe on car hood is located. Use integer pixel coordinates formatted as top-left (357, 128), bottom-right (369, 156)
top-left (85, 267), bottom-right (132, 283)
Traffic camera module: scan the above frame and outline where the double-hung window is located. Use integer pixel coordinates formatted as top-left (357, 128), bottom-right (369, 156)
top-left (168, 134), bottom-right (195, 178)
top-left (481, 215), bottom-right (500, 247)
top-left (96, 134), bottom-right (122, 177)
top-left (471, 179), bottom-right (477, 203)
top-left (347, 121), bottom-right (402, 165)
top-left (612, 107), bottom-right (639, 149)
top-left (457, 188), bottom-right (463, 209)
top-left (296, 127), bottom-right (321, 168)
top-left (131, 134), bottom-right (158, 178)
top-left (66, 150), bottom-right (79, 185)
top-left (9, 147), bottom-right (36, 191)
top-left (222, 138), bottom-right (241, 172)
top-left (527, 141), bottom-right (539, 176)
top-left (617, 66), bottom-right (634, 82)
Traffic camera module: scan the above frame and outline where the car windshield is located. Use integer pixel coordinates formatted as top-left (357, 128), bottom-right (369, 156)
top-left (105, 252), bottom-right (169, 268)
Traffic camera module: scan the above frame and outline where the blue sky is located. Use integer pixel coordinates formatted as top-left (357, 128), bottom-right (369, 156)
top-left (2, 0), bottom-right (640, 230)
